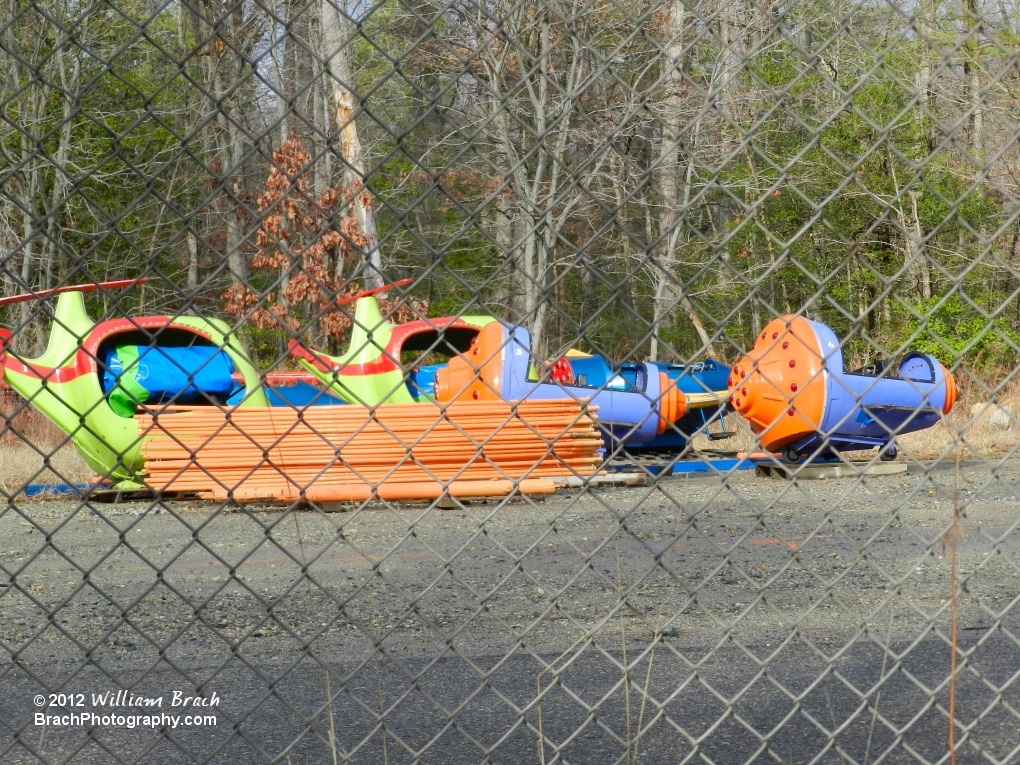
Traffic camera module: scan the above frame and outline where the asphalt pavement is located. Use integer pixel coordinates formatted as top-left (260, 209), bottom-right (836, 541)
top-left (2, 457), bottom-right (1019, 764)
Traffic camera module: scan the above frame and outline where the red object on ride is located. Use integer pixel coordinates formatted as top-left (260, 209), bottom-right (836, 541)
top-left (0, 327), bottom-right (9, 369)
top-left (287, 340), bottom-right (335, 373)
top-left (549, 357), bottom-right (575, 385)
top-left (332, 278), bottom-right (414, 307)
top-left (0, 278), bottom-right (145, 307)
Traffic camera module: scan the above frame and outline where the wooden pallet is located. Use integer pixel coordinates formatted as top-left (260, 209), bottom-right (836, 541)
top-left (754, 459), bottom-right (907, 480)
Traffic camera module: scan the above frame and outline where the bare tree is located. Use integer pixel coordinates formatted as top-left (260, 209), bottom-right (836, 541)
top-left (321, 0), bottom-right (383, 288)
top-left (469, 0), bottom-right (608, 355)
top-left (649, 0), bottom-right (720, 358)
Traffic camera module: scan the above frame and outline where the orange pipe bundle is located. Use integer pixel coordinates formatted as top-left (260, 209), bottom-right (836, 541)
top-left (136, 399), bottom-right (602, 502)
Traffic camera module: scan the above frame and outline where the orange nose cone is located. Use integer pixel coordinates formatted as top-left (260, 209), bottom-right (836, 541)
top-left (435, 322), bottom-right (505, 402)
top-left (657, 372), bottom-right (688, 433)
top-left (941, 364), bottom-right (958, 415)
top-left (732, 316), bottom-right (827, 451)
top-left (729, 359), bottom-right (760, 418)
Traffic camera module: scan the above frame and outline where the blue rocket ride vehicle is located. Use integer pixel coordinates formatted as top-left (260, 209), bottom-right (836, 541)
top-left (565, 354), bottom-right (732, 452)
top-left (729, 315), bottom-right (958, 464)
top-left (424, 320), bottom-right (730, 451)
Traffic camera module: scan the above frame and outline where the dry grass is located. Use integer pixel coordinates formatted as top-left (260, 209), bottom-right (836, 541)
top-left (894, 369), bottom-right (1020, 461)
top-left (690, 421), bottom-right (758, 454)
top-left (691, 387), bottom-right (1020, 463)
top-left (1, 391), bottom-right (93, 492)
top-left (0, 441), bottom-right (93, 493)
top-left (1, 392), bottom-right (66, 448)
top-left (898, 399), bottom-right (1020, 461)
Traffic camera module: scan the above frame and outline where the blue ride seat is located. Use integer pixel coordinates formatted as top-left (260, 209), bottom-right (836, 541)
top-left (100, 344), bottom-right (237, 416)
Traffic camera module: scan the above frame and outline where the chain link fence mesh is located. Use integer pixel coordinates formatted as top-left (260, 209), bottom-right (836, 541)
top-left (2, 0), bottom-right (1019, 761)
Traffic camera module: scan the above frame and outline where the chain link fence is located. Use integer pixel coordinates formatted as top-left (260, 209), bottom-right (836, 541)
top-left (2, 0), bottom-right (1020, 761)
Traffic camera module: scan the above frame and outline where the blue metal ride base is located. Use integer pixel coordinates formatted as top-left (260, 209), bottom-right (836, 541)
top-left (22, 482), bottom-right (104, 497)
top-left (606, 456), bottom-right (756, 477)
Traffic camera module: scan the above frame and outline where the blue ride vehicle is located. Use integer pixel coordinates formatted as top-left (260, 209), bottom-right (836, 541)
top-left (430, 322), bottom-right (731, 451)
top-left (730, 315), bottom-right (958, 463)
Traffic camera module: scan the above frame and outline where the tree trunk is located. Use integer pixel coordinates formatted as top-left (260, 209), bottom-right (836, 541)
top-left (42, 50), bottom-right (77, 286)
top-left (272, 10), bottom-right (289, 149)
top-left (907, 190), bottom-right (932, 300)
top-left (18, 130), bottom-right (40, 350)
top-left (889, 149), bottom-right (931, 301)
top-left (187, 232), bottom-right (199, 293)
top-left (654, 0), bottom-right (718, 358)
top-left (494, 192), bottom-right (524, 322)
top-left (965, 0), bottom-right (983, 152)
top-left (312, 7), bottom-right (329, 198)
top-left (320, 0), bottom-right (382, 288)
top-left (221, 100), bottom-right (247, 285)
top-left (225, 2), bottom-right (248, 286)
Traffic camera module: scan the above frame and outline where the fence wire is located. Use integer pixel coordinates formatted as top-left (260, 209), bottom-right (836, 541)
top-left (2, 0), bottom-right (1020, 761)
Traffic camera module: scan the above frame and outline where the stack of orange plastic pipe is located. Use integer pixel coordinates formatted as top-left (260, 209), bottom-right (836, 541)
top-left (137, 400), bottom-right (602, 502)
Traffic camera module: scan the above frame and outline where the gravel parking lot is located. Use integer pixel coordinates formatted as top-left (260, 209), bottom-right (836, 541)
top-left (2, 457), bottom-right (1019, 764)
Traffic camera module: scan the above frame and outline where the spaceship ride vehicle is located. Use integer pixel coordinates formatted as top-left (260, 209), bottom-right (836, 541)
top-left (0, 280), bottom-right (284, 485)
top-left (728, 315), bottom-right (958, 464)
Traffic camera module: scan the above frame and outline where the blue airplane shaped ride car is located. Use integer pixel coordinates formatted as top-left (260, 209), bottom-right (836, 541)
top-left (728, 315), bottom-right (958, 464)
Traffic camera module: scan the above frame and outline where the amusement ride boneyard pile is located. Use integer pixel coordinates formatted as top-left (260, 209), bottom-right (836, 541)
top-left (0, 280), bottom-right (957, 500)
